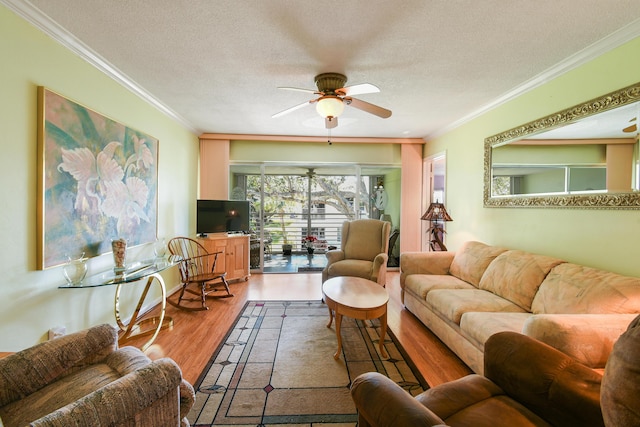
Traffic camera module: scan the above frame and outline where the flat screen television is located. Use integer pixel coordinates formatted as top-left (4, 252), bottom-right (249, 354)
top-left (197, 199), bottom-right (250, 235)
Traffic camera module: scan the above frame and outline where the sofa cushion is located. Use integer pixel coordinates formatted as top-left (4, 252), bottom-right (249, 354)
top-left (460, 312), bottom-right (531, 350)
top-left (449, 241), bottom-right (507, 287)
top-left (531, 263), bottom-right (640, 314)
top-left (343, 219), bottom-right (387, 261)
top-left (522, 314), bottom-right (638, 369)
top-left (0, 363), bottom-right (121, 426)
top-left (404, 274), bottom-right (476, 300)
top-left (414, 374), bottom-right (550, 426)
top-left (427, 289), bottom-right (527, 325)
top-left (479, 250), bottom-right (565, 311)
top-left (326, 259), bottom-right (374, 280)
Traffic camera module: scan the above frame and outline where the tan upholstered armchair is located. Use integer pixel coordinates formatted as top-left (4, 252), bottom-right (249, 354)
top-left (0, 324), bottom-right (195, 427)
top-left (322, 219), bottom-right (391, 286)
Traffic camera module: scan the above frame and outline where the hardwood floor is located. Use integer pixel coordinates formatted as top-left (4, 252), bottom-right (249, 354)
top-left (123, 271), bottom-right (472, 387)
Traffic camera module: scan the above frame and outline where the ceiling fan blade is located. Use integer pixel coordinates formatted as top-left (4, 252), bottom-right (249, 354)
top-left (344, 97), bottom-right (392, 118)
top-left (325, 116), bottom-right (338, 129)
top-left (278, 86), bottom-right (320, 94)
top-left (272, 100), bottom-right (314, 118)
top-left (623, 123), bottom-right (637, 133)
top-left (336, 83), bottom-right (380, 96)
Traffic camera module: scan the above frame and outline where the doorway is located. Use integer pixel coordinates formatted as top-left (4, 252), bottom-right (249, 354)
top-left (422, 153), bottom-right (447, 251)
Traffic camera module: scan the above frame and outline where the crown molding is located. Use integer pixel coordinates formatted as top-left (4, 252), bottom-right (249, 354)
top-left (2, 0), bottom-right (199, 134)
top-left (429, 18), bottom-right (640, 140)
top-left (200, 133), bottom-right (425, 144)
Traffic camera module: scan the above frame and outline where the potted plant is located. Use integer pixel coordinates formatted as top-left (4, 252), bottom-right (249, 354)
top-left (276, 204), bottom-right (293, 255)
top-left (282, 241), bottom-right (293, 256)
top-left (302, 235), bottom-right (318, 255)
top-left (282, 232), bottom-right (293, 255)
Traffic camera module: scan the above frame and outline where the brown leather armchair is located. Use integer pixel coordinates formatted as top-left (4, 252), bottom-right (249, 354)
top-left (351, 329), bottom-right (610, 426)
top-left (0, 324), bottom-right (195, 427)
top-left (322, 219), bottom-right (391, 286)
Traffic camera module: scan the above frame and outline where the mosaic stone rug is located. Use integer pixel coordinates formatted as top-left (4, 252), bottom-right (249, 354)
top-left (188, 300), bottom-right (428, 426)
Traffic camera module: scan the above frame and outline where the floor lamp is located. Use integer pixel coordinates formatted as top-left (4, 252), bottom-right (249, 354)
top-left (421, 202), bottom-right (453, 251)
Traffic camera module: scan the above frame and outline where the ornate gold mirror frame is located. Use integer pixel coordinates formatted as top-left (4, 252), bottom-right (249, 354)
top-left (484, 82), bottom-right (640, 209)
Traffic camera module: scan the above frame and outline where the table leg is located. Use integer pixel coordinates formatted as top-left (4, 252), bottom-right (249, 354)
top-left (326, 305), bottom-right (334, 328)
top-left (333, 311), bottom-right (343, 360)
top-left (114, 273), bottom-right (173, 351)
top-left (379, 309), bottom-right (388, 358)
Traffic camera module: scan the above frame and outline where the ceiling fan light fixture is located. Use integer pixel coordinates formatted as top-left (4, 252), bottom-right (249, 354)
top-left (316, 96), bottom-right (345, 118)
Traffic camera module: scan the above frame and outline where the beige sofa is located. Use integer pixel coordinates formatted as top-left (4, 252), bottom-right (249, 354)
top-left (400, 241), bottom-right (640, 374)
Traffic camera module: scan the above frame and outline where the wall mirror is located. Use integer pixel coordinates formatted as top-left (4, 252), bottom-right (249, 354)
top-left (484, 82), bottom-right (640, 209)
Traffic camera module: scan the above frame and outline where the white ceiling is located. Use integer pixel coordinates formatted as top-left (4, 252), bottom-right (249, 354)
top-left (7, 0), bottom-right (640, 139)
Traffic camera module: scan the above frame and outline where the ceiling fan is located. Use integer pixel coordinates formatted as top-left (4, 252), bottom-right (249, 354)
top-left (272, 73), bottom-right (392, 129)
top-left (622, 117), bottom-right (637, 134)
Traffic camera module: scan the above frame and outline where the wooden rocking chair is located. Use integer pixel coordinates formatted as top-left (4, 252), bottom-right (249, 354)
top-left (167, 237), bottom-right (233, 311)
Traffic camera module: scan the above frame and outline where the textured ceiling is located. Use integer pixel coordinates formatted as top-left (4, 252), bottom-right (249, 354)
top-left (9, 0), bottom-right (640, 138)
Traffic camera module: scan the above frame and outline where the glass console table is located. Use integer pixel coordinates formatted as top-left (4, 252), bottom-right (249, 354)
top-left (59, 258), bottom-right (175, 351)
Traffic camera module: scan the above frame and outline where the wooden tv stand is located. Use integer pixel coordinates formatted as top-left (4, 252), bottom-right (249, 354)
top-left (196, 234), bottom-right (250, 282)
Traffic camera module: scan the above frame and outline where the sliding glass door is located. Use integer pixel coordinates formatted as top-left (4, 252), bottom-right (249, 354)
top-left (229, 163), bottom-right (399, 272)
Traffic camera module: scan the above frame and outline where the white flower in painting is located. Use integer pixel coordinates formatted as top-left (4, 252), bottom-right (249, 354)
top-left (101, 177), bottom-right (150, 235)
top-left (58, 141), bottom-right (124, 216)
top-left (125, 135), bottom-right (154, 174)
top-left (58, 147), bottom-right (100, 215)
top-left (58, 138), bottom-right (153, 237)
top-left (97, 141), bottom-right (124, 184)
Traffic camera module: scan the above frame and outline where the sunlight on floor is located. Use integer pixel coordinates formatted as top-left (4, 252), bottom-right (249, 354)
top-left (247, 273), bottom-right (324, 301)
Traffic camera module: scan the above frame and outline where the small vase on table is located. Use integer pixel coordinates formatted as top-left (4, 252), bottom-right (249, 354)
top-left (112, 238), bottom-right (127, 275)
top-left (153, 238), bottom-right (167, 259)
top-left (63, 253), bottom-right (88, 285)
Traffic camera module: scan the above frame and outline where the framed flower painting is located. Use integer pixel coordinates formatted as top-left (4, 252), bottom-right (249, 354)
top-left (37, 87), bottom-right (158, 269)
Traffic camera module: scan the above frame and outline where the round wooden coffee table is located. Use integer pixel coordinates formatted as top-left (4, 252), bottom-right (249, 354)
top-left (322, 276), bottom-right (389, 359)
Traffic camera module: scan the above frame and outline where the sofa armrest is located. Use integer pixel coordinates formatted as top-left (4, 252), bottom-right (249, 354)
top-left (179, 379), bottom-right (196, 426)
top-left (371, 253), bottom-right (389, 285)
top-left (351, 372), bottom-right (448, 427)
top-left (485, 331), bottom-right (604, 427)
top-left (522, 314), bottom-right (637, 368)
top-left (30, 358), bottom-right (185, 427)
top-left (399, 252), bottom-right (455, 286)
top-left (0, 324), bottom-right (117, 407)
top-left (325, 249), bottom-right (345, 266)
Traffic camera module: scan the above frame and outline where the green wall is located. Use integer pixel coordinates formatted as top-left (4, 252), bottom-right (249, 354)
top-left (230, 140), bottom-right (401, 164)
top-left (426, 36), bottom-right (640, 277)
top-left (0, 6), bottom-right (199, 350)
